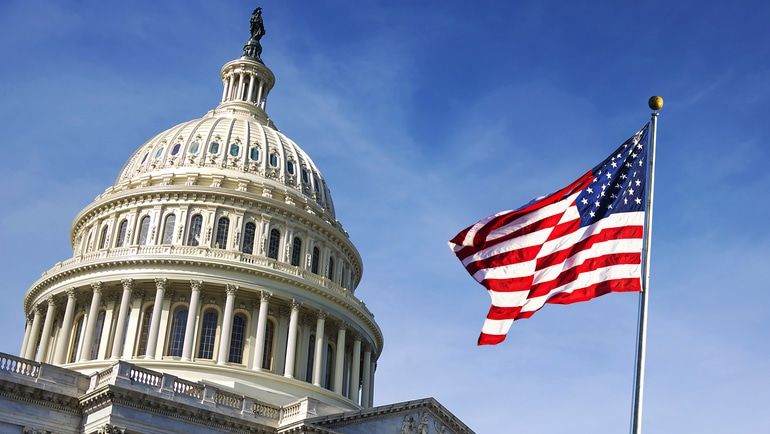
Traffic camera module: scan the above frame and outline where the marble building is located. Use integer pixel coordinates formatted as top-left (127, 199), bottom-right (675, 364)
top-left (0, 7), bottom-right (473, 434)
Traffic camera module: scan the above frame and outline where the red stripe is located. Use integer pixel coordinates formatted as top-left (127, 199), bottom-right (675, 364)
top-left (536, 225), bottom-right (643, 271)
top-left (478, 332), bottom-right (506, 346)
top-left (528, 252), bottom-right (641, 298)
top-left (449, 226), bottom-right (473, 246)
top-left (455, 213), bottom-right (563, 261)
top-left (545, 278), bottom-right (641, 304)
top-left (470, 171), bottom-right (593, 247)
top-left (486, 305), bottom-right (523, 320)
top-left (481, 276), bottom-right (533, 292)
top-left (545, 217), bottom-right (580, 242)
top-left (464, 244), bottom-right (540, 276)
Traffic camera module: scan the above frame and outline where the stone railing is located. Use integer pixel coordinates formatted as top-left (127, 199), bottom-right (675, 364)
top-left (172, 377), bottom-right (203, 399)
top-left (214, 389), bottom-right (243, 409)
top-left (0, 353), bottom-right (40, 378)
top-left (38, 245), bottom-right (372, 318)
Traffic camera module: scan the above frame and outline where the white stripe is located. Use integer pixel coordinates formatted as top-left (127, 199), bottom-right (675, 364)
top-left (489, 289), bottom-right (532, 308)
top-left (520, 264), bottom-right (641, 312)
top-left (532, 238), bottom-right (642, 284)
top-left (461, 227), bottom-right (551, 267)
top-left (537, 211), bottom-right (644, 259)
top-left (481, 318), bottom-right (513, 336)
top-left (484, 193), bottom-right (578, 243)
top-left (474, 259), bottom-right (536, 281)
top-left (461, 209), bottom-right (516, 247)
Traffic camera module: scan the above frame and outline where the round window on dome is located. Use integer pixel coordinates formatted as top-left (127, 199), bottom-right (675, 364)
top-left (189, 141), bottom-right (200, 154)
top-left (209, 141), bottom-right (220, 154)
top-left (249, 147), bottom-right (260, 161)
top-left (287, 160), bottom-right (295, 175)
top-left (154, 147), bottom-right (165, 159)
top-left (301, 168), bottom-right (310, 184)
top-left (171, 143), bottom-right (181, 156)
top-left (229, 143), bottom-right (240, 157)
top-left (269, 153), bottom-right (279, 168)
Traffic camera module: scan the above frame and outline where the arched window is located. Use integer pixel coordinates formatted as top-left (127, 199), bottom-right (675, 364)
top-left (171, 143), bottom-right (181, 156)
top-left (242, 222), bottom-right (256, 254)
top-left (228, 314), bottom-right (247, 364)
top-left (85, 232), bottom-right (93, 253)
top-left (306, 333), bottom-right (315, 382)
top-left (249, 146), bottom-right (260, 161)
top-left (311, 247), bottom-right (320, 274)
top-left (136, 306), bottom-right (154, 356)
top-left (161, 214), bottom-right (176, 245)
top-left (291, 237), bottom-right (302, 266)
top-left (198, 310), bottom-right (218, 359)
top-left (99, 225), bottom-right (109, 249)
top-left (187, 214), bottom-right (203, 246)
top-left (209, 141), bottom-right (220, 154)
top-left (189, 140), bottom-right (200, 155)
top-left (262, 320), bottom-right (275, 370)
top-left (287, 160), bottom-right (295, 175)
top-left (267, 229), bottom-right (280, 259)
top-left (69, 316), bottom-right (85, 363)
top-left (269, 153), bottom-right (278, 167)
top-left (325, 343), bottom-right (334, 389)
top-left (229, 143), bottom-right (240, 157)
top-left (90, 310), bottom-right (106, 360)
top-left (327, 256), bottom-right (335, 281)
top-left (166, 307), bottom-right (188, 357)
top-left (116, 219), bottom-right (128, 247)
top-left (137, 216), bottom-right (151, 245)
top-left (215, 217), bottom-right (229, 249)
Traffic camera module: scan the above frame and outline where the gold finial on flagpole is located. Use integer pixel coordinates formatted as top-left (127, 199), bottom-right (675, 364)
top-left (648, 96), bottom-right (663, 111)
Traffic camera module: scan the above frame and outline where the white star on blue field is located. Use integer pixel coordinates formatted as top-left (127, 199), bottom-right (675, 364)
top-left (1, 1), bottom-right (768, 433)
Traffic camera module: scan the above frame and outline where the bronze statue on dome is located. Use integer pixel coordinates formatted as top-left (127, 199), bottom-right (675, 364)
top-left (243, 7), bottom-right (266, 61)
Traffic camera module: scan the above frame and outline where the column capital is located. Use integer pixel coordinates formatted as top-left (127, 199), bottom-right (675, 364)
top-left (225, 284), bottom-right (239, 296)
top-left (66, 288), bottom-right (77, 299)
top-left (154, 278), bottom-right (168, 291)
top-left (121, 278), bottom-right (133, 291)
top-left (91, 281), bottom-right (103, 293)
top-left (190, 280), bottom-right (203, 292)
top-left (259, 291), bottom-right (272, 302)
top-left (46, 296), bottom-right (57, 307)
top-left (337, 321), bottom-right (347, 331)
top-left (290, 299), bottom-right (301, 311)
top-left (317, 310), bottom-right (327, 321)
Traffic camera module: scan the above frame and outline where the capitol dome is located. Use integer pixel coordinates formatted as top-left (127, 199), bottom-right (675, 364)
top-left (18, 12), bottom-right (381, 414)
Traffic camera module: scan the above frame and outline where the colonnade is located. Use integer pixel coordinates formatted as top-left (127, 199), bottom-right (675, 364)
top-left (221, 65), bottom-right (269, 110)
top-left (20, 278), bottom-right (377, 407)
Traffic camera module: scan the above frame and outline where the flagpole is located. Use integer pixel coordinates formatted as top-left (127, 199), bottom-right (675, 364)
top-left (630, 96), bottom-right (662, 434)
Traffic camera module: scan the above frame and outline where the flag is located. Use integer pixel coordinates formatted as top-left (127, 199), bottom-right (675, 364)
top-left (449, 124), bottom-right (650, 345)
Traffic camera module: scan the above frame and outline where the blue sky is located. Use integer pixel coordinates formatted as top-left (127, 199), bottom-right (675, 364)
top-left (1, 1), bottom-right (769, 432)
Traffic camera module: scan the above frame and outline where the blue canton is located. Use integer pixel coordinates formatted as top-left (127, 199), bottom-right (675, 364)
top-left (575, 125), bottom-right (649, 227)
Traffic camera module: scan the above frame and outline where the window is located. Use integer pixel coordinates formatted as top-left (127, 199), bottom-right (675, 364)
top-left (249, 146), bottom-right (260, 161)
top-left (137, 216), bottom-right (151, 245)
top-left (228, 314), bottom-right (247, 364)
top-left (189, 141), bottom-right (200, 154)
top-left (162, 214), bottom-right (176, 245)
top-left (215, 217), bottom-right (230, 249)
top-left (229, 143), bottom-right (240, 157)
top-left (187, 214), bottom-right (202, 246)
top-left (209, 141), bottom-right (220, 154)
top-left (269, 153), bottom-right (278, 167)
top-left (116, 219), bottom-right (128, 247)
top-left (287, 160), bottom-right (295, 175)
top-left (171, 143), bottom-right (181, 155)
top-left (136, 306), bottom-right (153, 356)
top-left (267, 229), bottom-right (280, 259)
top-left (311, 247), bottom-right (320, 274)
top-left (90, 310), bottom-right (106, 360)
top-left (198, 310), bottom-right (218, 359)
top-left (166, 307), bottom-right (188, 357)
top-left (301, 168), bottom-right (310, 184)
top-left (99, 225), bottom-right (109, 249)
top-left (327, 256), bottom-right (335, 281)
top-left (69, 316), bottom-right (84, 363)
top-left (242, 222), bottom-right (256, 254)
top-left (154, 146), bottom-right (165, 159)
top-left (262, 320), bottom-right (275, 370)
top-left (291, 237), bottom-right (302, 266)
top-left (85, 232), bottom-right (93, 253)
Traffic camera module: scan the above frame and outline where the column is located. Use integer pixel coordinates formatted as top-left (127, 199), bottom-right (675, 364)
top-left (333, 324), bottom-right (346, 394)
top-left (217, 284), bottom-right (238, 365)
top-left (221, 77), bottom-right (228, 102)
top-left (53, 289), bottom-right (77, 364)
top-left (144, 278), bottom-right (166, 359)
top-left (369, 361), bottom-right (376, 407)
top-left (298, 319), bottom-right (312, 381)
top-left (19, 318), bottom-right (32, 358)
top-left (283, 300), bottom-right (300, 378)
top-left (226, 74), bottom-right (235, 100)
top-left (246, 73), bottom-right (256, 103)
top-left (256, 82), bottom-right (264, 106)
top-left (111, 279), bottom-right (133, 359)
top-left (154, 290), bottom-right (172, 359)
top-left (79, 282), bottom-right (103, 361)
top-left (274, 309), bottom-right (289, 375)
top-left (182, 280), bottom-right (202, 361)
top-left (122, 290), bottom-right (144, 358)
top-left (349, 337), bottom-right (361, 403)
top-left (97, 296), bottom-right (117, 360)
top-left (252, 292), bottom-right (270, 371)
top-left (312, 311), bottom-right (326, 386)
top-left (361, 347), bottom-right (372, 407)
top-left (236, 72), bottom-right (245, 100)
top-left (36, 297), bottom-right (57, 362)
top-left (24, 307), bottom-right (43, 360)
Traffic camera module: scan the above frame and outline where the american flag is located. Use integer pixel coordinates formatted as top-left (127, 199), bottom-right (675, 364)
top-left (449, 124), bottom-right (650, 345)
